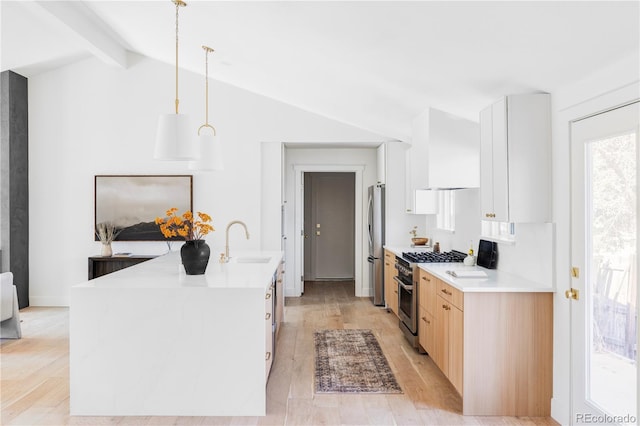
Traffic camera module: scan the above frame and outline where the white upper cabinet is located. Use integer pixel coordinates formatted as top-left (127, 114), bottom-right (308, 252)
top-left (480, 93), bottom-right (551, 223)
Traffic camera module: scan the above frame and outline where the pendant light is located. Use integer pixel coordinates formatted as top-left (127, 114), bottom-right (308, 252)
top-left (154, 0), bottom-right (199, 161)
top-left (189, 46), bottom-right (224, 170)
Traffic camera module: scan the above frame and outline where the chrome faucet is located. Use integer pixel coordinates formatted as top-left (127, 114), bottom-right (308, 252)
top-left (224, 220), bottom-right (250, 262)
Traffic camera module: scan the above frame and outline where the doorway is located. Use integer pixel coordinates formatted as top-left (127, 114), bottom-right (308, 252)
top-left (292, 164), bottom-right (365, 298)
top-left (570, 100), bottom-right (638, 423)
top-left (303, 172), bottom-right (356, 282)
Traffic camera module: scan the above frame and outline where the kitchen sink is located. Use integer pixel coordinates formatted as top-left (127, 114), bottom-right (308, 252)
top-left (233, 256), bottom-right (271, 264)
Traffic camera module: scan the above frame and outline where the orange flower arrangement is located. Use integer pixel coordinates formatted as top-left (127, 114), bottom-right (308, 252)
top-left (155, 208), bottom-right (215, 241)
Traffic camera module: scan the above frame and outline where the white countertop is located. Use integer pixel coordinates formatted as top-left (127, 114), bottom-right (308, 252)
top-left (419, 263), bottom-right (554, 293)
top-left (385, 245), bottom-right (553, 293)
top-left (74, 250), bottom-right (284, 289)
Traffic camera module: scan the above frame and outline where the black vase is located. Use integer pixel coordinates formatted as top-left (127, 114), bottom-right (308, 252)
top-left (180, 240), bottom-right (210, 275)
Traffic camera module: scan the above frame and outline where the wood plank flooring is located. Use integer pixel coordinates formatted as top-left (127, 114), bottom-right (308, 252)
top-left (1, 281), bottom-right (558, 425)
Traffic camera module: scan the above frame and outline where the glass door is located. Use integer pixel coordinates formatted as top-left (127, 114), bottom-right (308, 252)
top-left (570, 101), bottom-right (638, 424)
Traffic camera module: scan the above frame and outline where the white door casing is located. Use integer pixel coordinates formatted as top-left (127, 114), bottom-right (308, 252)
top-left (293, 165), bottom-right (364, 297)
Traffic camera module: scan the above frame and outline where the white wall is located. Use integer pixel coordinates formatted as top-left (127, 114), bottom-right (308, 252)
top-left (27, 55), bottom-right (383, 306)
top-left (425, 187), bottom-right (554, 288)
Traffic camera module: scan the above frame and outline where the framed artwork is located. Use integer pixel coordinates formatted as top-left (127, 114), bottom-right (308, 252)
top-left (94, 175), bottom-right (193, 241)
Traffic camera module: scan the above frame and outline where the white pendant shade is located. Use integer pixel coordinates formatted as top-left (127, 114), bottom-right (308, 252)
top-left (189, 133), bottom-right (224, 170)
top-left (154, 113), bottom-right (199, 160)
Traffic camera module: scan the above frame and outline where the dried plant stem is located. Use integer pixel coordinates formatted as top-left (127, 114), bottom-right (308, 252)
top-left (96, 222), bottom-right (121, 244)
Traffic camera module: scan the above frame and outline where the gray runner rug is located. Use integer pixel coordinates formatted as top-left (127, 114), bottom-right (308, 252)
top-left (314, 329), bottom-right (403, 394)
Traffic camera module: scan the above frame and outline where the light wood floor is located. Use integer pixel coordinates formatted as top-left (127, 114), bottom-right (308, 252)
top-left (1, 281), bottom-right (558, 425)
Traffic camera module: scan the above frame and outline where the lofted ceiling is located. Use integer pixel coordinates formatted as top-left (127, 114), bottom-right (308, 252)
top-left (2, 1), bottom-right (639, 141)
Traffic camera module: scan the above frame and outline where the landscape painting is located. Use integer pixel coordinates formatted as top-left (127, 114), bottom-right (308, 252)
top-left (95, 175), bottom-right (193, 241)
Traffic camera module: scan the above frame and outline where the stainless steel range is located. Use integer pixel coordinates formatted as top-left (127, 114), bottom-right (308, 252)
top-left (395, 250), bottom-right (466, 347)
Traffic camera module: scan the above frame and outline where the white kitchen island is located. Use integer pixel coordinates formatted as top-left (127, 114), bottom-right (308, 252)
top-left (70, 250), bottom-right (283, 417)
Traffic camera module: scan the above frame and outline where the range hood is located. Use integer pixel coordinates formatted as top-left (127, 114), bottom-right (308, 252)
top-left (409, 107), bottom-right (480, 190)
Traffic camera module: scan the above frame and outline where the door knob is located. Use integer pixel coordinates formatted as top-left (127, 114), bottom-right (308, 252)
top-left (565, 288), bottom-right (579, 300)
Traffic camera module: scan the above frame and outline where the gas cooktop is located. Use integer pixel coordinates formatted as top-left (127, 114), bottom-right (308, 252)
top-left (402, 250), bottom-right (466, 263)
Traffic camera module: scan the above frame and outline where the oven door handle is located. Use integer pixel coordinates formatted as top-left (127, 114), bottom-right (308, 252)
top-left (394, 277), bottom-right (413, 292)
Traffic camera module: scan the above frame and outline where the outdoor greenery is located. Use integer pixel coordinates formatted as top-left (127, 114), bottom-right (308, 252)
top-left (591, 133), bottom-right (637, 261)
top-left (590, 132), bottom-right (637, 361)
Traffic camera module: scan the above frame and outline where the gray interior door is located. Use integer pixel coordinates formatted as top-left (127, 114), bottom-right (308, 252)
top-left (304, 172), bottom-right (355, 280)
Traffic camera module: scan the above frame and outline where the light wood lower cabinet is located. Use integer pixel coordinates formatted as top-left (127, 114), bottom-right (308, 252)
top-left (418, 307), bottom-right (435, 356)
top-left (418, 270), bottom-right (437, 356)
top-left (447, 301), bottom-right (464, 395)
top-left (417, 269), bottom-right (553, 417)
top-left (384, 249), bottom-right (398, 316)
top-left (434, 293), bottom-right (463, 396)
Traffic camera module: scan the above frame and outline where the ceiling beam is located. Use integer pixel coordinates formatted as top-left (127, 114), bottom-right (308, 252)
top-left (33, 1), bottom-right (127, 69)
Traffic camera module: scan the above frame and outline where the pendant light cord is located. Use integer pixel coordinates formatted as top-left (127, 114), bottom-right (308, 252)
top-left (173, 0), bottom-right (186, 114)
top-left (198, 46), bottom-right (216, 136)
top-left (205, 47), bottom-right (209, 125)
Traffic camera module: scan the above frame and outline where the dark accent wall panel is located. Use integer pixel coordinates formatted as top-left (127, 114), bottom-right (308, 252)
top-left (1, 71), bottom-right (29, 309)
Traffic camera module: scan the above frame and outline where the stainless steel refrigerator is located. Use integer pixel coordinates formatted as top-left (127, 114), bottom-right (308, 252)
top-left (367, 184), bottom-right (385, 306)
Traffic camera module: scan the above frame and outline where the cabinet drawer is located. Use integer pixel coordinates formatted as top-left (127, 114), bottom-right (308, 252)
top-left (438, 281), bottom-right (463, 311)
top-left (384, 250), bottom-right (395, 261)
top-left (419, 271), bottom-right (437, 315)
top-left (418, 307), bottom-right (435, 355)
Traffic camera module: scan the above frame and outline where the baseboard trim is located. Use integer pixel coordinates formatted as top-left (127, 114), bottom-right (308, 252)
top-left (550, 397), bottom-right (569, 426)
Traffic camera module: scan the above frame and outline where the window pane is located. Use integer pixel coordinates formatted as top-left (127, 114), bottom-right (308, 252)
top-left (586, 132), bottom-right (637, 417)
top-left (437, 191), bottom-right (455, 231)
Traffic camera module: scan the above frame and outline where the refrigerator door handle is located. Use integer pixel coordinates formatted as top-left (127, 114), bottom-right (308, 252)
top-left (367, 193), bottom-right (374, 249)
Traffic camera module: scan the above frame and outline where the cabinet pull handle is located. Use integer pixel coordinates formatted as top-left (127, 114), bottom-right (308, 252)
top-left (440, 288), bottom-right (452, 296)
top-left (265, 293), bottom-right (272, 300)
top-left (421, 316), bottom-right (430, 324)
top-left (394, 289), bottom-right (398, 294)
top-left (421, 276), bottom-right (429, 281)
top-left (442, 304), bottom-right (450, 311)
top-left (265, 313), bottom-right (271, 320)
top-left (265, 352), bottom-right (271, 361)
